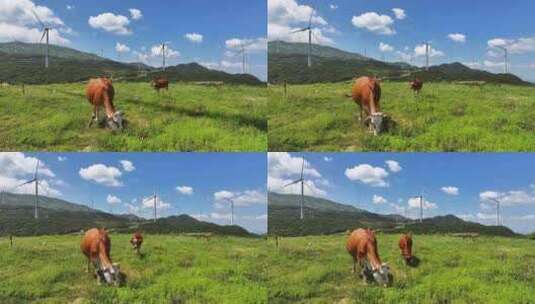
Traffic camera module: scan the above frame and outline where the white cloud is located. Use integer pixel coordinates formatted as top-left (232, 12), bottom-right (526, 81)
top-left (142, 195), bottom-right (170, 209)
top-left (414, 44), bottom-right (444, 57)
top-left (66, 5), bottom-right (74, 10)
top-left (128, 8), bottom-right (142, 21)
top-left (106, 194), bottom-right (121, 205)
top-left (150, 44), bottom-right (180, 58)
top-left (57, 156), bottom-right (67, 162)
top-left (214, 190), bottom-right (266, 207)
top-left (225, 37), bottom-right (267, 53)
top-left (458, 214), bottom-right (475, 221)
top-left (329, 4), bottom-right (338, 10)
top-left (488, 37), bottom-right (535, 54)
top-left (441, 186), bottom-right (459, 196)
top-left (476, 212), bottom-right (495, 220)
top-left (185, 32), bottom-right (203, 43)
top-left (379, 42), bottom-right (394, 52)
top-left (408, 197), bottom-right (437, 209)
top-left (79, 164), bottom-right (123, 187)
top-left (480, 190), bottom-right (535, 206)
top-left (373, 194), bottom-right (387, 204)
top-left (323, 156), bottom-right (333, 162)
top-left (392, 8), bottom-right (406, 20)
top-left (448, 33), bottom-right (466, 43)
top-left (345, 164), bottom-right (389, 187)
top-left (176, 185), bottom-right (193, 195)
top-left (352, 12), bottom-right (395, 35)
top-left (115, 42), bottom-right (130, 53)
top-left (88, 12), bottom-right (131, 35)
top-left (385, 160), bottom-right (401, 173)
top-left (268, 0), bottom-right (333, 45)
top-left (119, 160), bottom-right (135, 172)
top-left (0, 153), bottom-right (61, 197)
top-left (0, 0), bottom-right (70, 44)
top-left (124, 203), bottom-right (139, 214)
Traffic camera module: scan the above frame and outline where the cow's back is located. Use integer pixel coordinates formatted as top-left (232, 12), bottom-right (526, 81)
top-left (346, 228), bottom-right (373, 259)
top-left (81, 228), bottom-right (111, 258)
top-left (399, 234), bottom-right (412, 257)
top-left (86, 78), bottom-right (114, 106)
top-left (351, 77), bottom-right (381, 105)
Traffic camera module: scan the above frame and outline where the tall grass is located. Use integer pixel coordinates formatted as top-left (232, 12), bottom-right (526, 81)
top-left (268, 82), bottom-right (535, 151)
top-left (0, 82), bottom-right (267, 151)
top-left (0, 234), bottom-right (268, 303)
top-left (267, 233), bottom-right (535, 304)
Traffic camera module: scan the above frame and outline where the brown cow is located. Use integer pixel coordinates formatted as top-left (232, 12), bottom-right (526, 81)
top-left (151, 77), bottom-right (169, 93)
top-left (80, 228), bottom-right (120, 285)
top-left (399, 233), bottom-right (413, 264)
top-left (130, 231), bottom-right (143, 255)
top-left (346, 228), bottom-right (390, 286)
top-left (86, 77), bottom-right (123, 130)
top-left (351, 76), bottom-right (385, 135)
top-left (410, 79), bottom-right (423, 96)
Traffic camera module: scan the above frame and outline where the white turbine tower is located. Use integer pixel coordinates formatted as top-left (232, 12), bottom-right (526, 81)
top-left (152, 191), bottom-right (158, 223)
top-left (411, 195), bottom-right (424, 223)
top-left (282, 158), bottom-right (306, 220)
top-left (483, 197), bottom-right (501, 226)
top-left (497, 46), bottom-right (508, 73)
top-left (291, 12), bottom-right (315, 68)
top-left (423, 41), bottom-right (431, 71)
top-left (32, 10), bottom-right (53, 69)
top-left (225, 198), bottom-right (235, 225)
top-left (14, 160), bottom-right (41, 219)
top-left (159, 43), bottom-right (167, 71)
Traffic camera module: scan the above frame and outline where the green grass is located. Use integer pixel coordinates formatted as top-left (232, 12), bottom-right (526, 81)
top-left (0, 234), bottom-right (268, 304)
top-left (268, 81), bottom-right (535, 151)
top-left (267, 233), bottom-right (535, 304)
top-left (0, 82), bottom-right (267, 151)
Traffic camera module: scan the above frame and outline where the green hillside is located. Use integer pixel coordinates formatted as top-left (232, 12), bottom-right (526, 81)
top-left (268, 41), bottom-right (530, 85)
top-left (0, 42), bottom-right (263, 85)
top-left (0, 192), bottom-right (255, 237)
top-left (268, 192), bottom-right (517, 237)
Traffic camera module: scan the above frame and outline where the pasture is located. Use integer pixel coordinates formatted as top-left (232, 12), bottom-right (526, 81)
top-left (0, 234), bottom-right (268, 304)
top-left (0, 82), bottom-right (267, 151)
top-left (268, 82), bottom-right (535, 151)
top-left (267, 233), bottom-right (535, 304)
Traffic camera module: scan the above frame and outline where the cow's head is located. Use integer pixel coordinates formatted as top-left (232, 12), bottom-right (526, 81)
top-left (98, 263), bottom-right (121, 285)
top-left (372, 263), bottom-right (391, 287)
top-left (107, 111), bottom-right (124, 131)
top-left (365, 112), bottom-right (385, 135)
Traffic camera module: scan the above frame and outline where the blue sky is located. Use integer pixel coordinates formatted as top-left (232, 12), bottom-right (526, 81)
top-left (268, 0), bottom-right (535, 82)
top-left (269, 152), bottom-right (535, 234)
top-left (0, 0), bottom-right (267, 80)
top-left (0, 152), bottom-right (267, 233)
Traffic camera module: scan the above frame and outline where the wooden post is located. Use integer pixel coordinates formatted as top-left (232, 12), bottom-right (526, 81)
top-left (275, 236), bottom-right (279, 249)
top-left (9, 235), bottom-right (13, 248)
top-left (22, 84), bottom-right (25, 96)
top-left (283, 81), bottom-right (287, 99)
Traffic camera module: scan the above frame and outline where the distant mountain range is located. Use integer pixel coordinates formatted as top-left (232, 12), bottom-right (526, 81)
top-left (0, 42), bottom-right (263, 85)
top-left (268, 41), bottom-right (530, 85)
top-left (0, 192), bottom-right (254, 237)
top-left (268, 192), bottom-right (517, 237)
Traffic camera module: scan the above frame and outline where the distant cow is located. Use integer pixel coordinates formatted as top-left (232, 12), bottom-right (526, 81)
top-left (399, 233), bottom-right (413, 264)
top-left (346, 228), bottom-right (390, 286)
top-left (86, 77), bottom-right (123, 130)
top-left (351, 76), bottom-right (385, 135)
top-left (151, 77), bottom-right (169, 92)
top-left (80, 228), bottom-right (120, 285)
top-left (410, 79), bottom-right (423, 96)
top-left (130, 232), bottom-right (143, 255)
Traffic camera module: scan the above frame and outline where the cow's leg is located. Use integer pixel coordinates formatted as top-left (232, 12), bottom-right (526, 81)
top-left (88, 106), bottom-right (96, 128)
top-left (86, 259), bottom-right (90, 273)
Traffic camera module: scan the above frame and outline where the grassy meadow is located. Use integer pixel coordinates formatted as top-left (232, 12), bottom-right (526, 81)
top-left (0, 82), bottom-right (267, 151)
top-left (267, 233), bottom-right (535, 304)
top-left (0, 234), bottom-right (268, 304)
top-left (268, 81), bottom-right (535, 151)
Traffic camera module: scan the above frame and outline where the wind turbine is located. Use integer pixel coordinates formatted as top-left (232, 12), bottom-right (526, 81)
top-left (423, 41), bottom-right (431, 71)
top-left (291, 12), bottom-right (315, 68)
top-left (151, 191), bottom-right (158, 222)
top-left (32, 10), bottom-right (53, 69)
top-left (282, 158), bottom-right (306, 220)
top-left (411, 195), bottom-right (424, 223)
top-left (240, 43), bottom-right (248, 74)
top-left (14, 160), bottom-right (41, 219)
top-left (160, 43), bottom-right (167, 71)
top-left (483, 197), bottom-right (501, 226)
top-left (225, 198), bottom-right (235, 225)
top-left (497, 46), bottom-right (508, 73)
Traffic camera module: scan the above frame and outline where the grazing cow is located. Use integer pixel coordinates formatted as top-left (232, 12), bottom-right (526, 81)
top-left (399, 233), bottom-right (413, 264)
top-left (80, 228), bottom-right (120, 285)
top-left (346, 228), bottom-right (390, 286)
top-left (410, 79), bottom-right (423, 96)
top-left (130, 232), bottom-right (143, 255)
top-left (86, 77), bottom-right (123, 130)
top-left (351, 76), bottom-right (385, 135)
top-left (151, 77), bottom-right (169, 93)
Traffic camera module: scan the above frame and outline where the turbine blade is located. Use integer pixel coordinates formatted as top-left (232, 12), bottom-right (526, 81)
top-left (34, 160), bottom-right (39, 179)
top-left (309, 11), bottom-right (313, 27)
top-left (14, 179), bottom-right (35, 189)
top-left (301, 158), bottom-right (304, 179)
top-left (282, 180), bottom-right (301, 188)
top-left (290, 28), bottom-right (308, 33)
top-left (40, 30), bottom-right (46, 43)
top-left (31, 10), bottom-right (45, 28)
